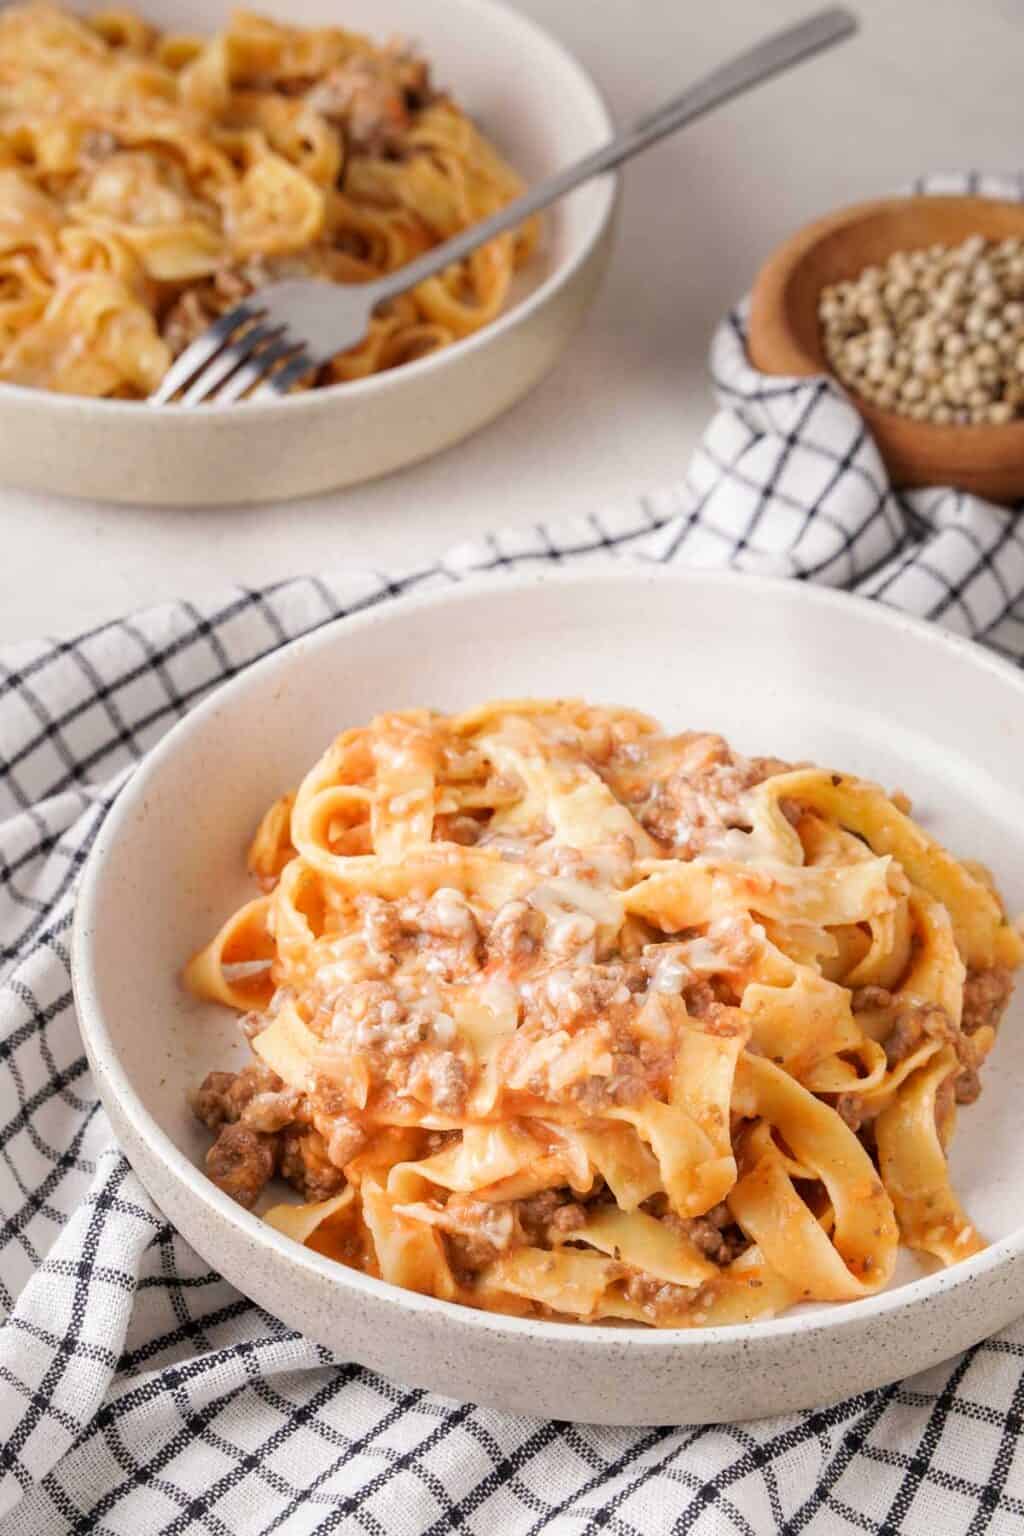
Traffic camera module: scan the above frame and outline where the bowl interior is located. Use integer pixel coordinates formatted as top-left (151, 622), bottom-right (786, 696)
top-left (75, 569), bottom-right (1024, 1336)
top-left (66, 0), bottom-right (612, 340)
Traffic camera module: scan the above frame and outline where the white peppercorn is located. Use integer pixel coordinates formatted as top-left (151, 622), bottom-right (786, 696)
top-left (818, 232), bottom-right (1024, 424)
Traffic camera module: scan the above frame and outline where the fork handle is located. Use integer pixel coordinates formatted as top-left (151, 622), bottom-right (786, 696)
top-left (365, 7), bottom-right (857, 308)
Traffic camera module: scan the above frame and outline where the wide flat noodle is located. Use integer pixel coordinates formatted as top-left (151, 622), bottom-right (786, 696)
top-left (480, 1247), bottom-right (622, 1318)
top-left (875, 1046), bottom-right (985, 1265)
top-left (183, 895), bottom-right (276, 1010)
top-left (574, 1207), bottom-right (717, 1289)
top-left (476, 718), bottom-right (659, 856)
top-left (610, 1102), bottom-right (734, 1219)
top-left (757, 769), bottom-right (1015, 968)
top-left (731, 1054), bottom-right (899, 1297)
top-left (265, 1187), bottom-right (353, 1245)
top-left (361, 1179), bottom-right (457, 1299)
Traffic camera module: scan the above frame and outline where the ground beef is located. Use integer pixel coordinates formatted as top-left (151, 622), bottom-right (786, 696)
top-left (680, 982), bottom-right (737, 1030)
top-left (161, 261), bottom-right (305, 358)
top-left (570, 1059), bottom-right (647, 1112)
top-left (433, 813), bottom-right (485, 845)
top-left (445, 1231), bottom-right (499, 1279)
top-left (665, 1204), bottom-right (748, 1266)
top-left (962, 966), bottom-right (1015, 1037)
top-left (628, 736), bottom-right (793, 857)
top-left (853, 984), bottom-right (993, 1109)
top-left (305, 52), bottom-right (428, 155)
top-left (81, 128), bottom-right (119, 161)
top-left (424, 1129), bottom-right (461, 1154)
top-left (161, 289), bottom-right (211, 357)
top-left (322, 1119), bottom-right (368, 1170)
top-left (953, 1064), bottom-right (983, 1105)
top-left (357, 893), bottom-right (402, 956)
top-left (279, 1126), bottom-right (346, 1202)
top-left (241, 1088), bottom-right (301, 1134)
top-left (488, 900), bottom-right (545, 963)
top-left (549, 1203), bottom-right (587, 1235)
top-left (851, 984), bottom-right (890, 1013)
top-left (855, 992), bottom-right (953, 1069)
top-left (423, 1051), bottom-right (468, 1115)
top-left (622, 1275), bottom-right (693, 1314)
top-left (205, 1124), bottom-right (278, 1209)
top-left (441, 1198), bottom-right (519, 1276)
top-left (306, 1086), bottom-right (368, 1169)
top-left (681, 979), bottom-right (717, 1018)
top-left (836, 1093), bottom-right (864, 1132)
top-left (516, 1191), bottom-right (588, 1245)
top-left (192, 1063), bottom-right (285, 1130)
top-left (882, 1008), bottom-right (940, 1067)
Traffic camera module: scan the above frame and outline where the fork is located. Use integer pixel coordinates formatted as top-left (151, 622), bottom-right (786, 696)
top-left (151, 7), bottom-right (857, 406)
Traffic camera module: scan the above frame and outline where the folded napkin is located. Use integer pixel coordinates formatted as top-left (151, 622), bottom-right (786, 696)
top-left (3, 172), bottom-right (1024, 1536)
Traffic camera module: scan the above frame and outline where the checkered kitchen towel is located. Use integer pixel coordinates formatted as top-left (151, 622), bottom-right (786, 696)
top-left (4, 176), bottom-right (1024, 1536)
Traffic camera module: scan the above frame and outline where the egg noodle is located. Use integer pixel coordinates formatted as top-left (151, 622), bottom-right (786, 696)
top-left (185, 701), bottom-right (1022, 1328)
top-left (0, 2), bottom-right (538, 396)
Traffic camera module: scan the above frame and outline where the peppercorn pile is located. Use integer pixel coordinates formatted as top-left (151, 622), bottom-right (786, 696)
top-left (819, 234), bottom-right (1024, 424)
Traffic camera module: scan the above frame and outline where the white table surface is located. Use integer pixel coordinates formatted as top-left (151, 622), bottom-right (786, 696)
top-left (2, 0), bottom-right (1022, 644)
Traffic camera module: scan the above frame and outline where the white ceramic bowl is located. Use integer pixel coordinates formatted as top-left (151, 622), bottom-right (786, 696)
top-left (72, 569), bottom-right (1024, 1425)
top-left (0, 0), bottom-right (616, 506)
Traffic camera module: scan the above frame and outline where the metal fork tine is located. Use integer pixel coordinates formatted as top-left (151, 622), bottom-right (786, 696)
top-left (148, 302), bottom-right (261, 405)
top-left (255, 350), bottom-right (318, 399)
top-left (211, 335), bottom-right (305, 404)
top-left (179, 322), bottom-right (283, 407)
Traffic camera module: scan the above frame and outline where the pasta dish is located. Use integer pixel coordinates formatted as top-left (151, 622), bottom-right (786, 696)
top-left (186, 700), bottom-right (1022, 1328)
top-left (0, 4), bottom-right (538, 397)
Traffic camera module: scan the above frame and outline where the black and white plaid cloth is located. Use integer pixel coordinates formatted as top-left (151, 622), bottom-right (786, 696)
top-left (4, 174), bottom-right (1024, 1535)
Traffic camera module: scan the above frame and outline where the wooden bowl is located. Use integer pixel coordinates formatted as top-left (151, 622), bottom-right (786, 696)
top-left (748, 195), bottom-right (1024, 503)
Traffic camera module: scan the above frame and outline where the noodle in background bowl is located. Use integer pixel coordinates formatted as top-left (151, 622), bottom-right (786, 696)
top-left (0, 0), bottom-right (617, 505)
top-left (73, 568), bottom-right (1024, 1425)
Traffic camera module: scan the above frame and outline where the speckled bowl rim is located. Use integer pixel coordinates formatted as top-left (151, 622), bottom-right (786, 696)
top-left (72, 566), bottom-right (1024, 1354)
top-left (0, 0), bottom-right (617, 422)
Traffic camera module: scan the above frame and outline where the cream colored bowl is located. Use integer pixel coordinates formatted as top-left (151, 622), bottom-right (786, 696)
top-left (72, 569), bottom-right (1024, 1425)
top-left (0, 0), bottom-right (616, 505)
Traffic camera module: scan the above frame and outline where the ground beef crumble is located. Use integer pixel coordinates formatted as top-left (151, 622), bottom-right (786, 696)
top-left (193, 1062), bottom-right (288, 1130)
top-left (279, 1125), bottom-right (346, 1203)
top-left (663, 1203), bottom-right (749, 1265)
top-left (851, 972), bottom-right (1009, 1115)
top-left (205, 1123), bottom-right (277, 1210)
top-left (196, 1063), bottom-right (349, 1207)
top-left (516, 1190), bottom-right (589, 1245)
top-left (962, 965), bottom-right (1015, 1037)
top-left (610, 734), bottom-right (792, 858)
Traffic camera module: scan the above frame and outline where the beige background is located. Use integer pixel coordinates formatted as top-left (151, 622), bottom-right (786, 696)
top-left (3, 0), bottom-right (1022, 642)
